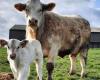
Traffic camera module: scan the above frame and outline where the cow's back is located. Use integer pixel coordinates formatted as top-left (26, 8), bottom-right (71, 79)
top-left (38, 12), bottom-right (91, 55)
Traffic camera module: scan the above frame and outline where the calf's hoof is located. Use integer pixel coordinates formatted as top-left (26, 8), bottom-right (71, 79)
top-left (37, 77), bottom-right (39, 80)
top-left (37, 76), bottom-right (43, 80)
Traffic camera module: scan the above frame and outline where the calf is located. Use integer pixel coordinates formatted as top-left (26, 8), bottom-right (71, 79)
top-left (0, 39), bottom-right (43, 80)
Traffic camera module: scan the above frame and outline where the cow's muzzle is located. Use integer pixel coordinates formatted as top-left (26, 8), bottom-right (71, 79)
top-left (29, 18), bottom-right (38, 26)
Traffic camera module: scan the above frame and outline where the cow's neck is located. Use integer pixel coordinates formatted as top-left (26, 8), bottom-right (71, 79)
top-left (37, 13), bottom-right (45, 40)
top-left (26, 26), bottom-right (36, 40)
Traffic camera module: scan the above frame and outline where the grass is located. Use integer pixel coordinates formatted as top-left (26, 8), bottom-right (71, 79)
top-left (0, 48), bottom-right (100, 80)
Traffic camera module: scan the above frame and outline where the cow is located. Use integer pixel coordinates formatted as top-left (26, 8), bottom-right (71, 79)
top-left (0, 39), bottom-right (43, 80)
top-left (14, 0), bottom-right (91, 79)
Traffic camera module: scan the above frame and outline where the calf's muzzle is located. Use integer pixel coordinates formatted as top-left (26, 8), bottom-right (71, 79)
top-left (10, 53), bottom-right (16, 60)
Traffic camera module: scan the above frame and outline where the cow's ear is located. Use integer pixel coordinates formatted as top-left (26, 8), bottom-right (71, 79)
top-left (20, 40), bottom-right (28, 48)
top-left (14, 3), bottom-right (26, 11)
top-left (0, 39), bottom-right (8, 47)
top-left (42, 3), bottom-right (56, 11)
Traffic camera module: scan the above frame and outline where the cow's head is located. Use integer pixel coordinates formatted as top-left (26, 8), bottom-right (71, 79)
top-left (14, 0), bottom-right (55, 26)
top-left (0, 39), bottom-right (28, 60)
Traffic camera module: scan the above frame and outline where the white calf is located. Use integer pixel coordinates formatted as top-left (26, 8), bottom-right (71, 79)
top-left (0, 39), bottom-right (43, 80)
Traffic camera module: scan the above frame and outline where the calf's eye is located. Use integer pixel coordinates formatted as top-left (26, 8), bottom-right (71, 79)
top-left (17, 46), bottom-right (20, 49)
top-left (7, 46), bottom-right (10, 49)
top-left (38, 8), bottom-right (42, 12)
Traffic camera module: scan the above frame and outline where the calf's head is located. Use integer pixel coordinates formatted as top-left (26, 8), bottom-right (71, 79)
top-left (14, 0), bottom-right (55, 26)
top-left (0, 39), bottom-right (28, 60)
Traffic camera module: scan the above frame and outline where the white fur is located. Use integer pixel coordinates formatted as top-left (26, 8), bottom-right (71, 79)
top-left (7, 39), bottom-right (43, 80)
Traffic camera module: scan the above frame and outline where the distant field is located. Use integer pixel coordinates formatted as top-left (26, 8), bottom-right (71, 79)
top-left (0, 48), bottom-right (100, 80)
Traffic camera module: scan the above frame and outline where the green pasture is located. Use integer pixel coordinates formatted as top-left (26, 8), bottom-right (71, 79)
top-left (0, 48), bottom-right (100, 80)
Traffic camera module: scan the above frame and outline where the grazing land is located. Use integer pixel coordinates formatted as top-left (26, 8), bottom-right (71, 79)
top-left (0, 48), bottom-right (100, 80)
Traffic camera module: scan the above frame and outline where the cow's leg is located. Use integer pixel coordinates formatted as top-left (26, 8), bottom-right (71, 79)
top-left (47, 56), bottom-right (54, 80)
top-left (35, 58), bottom-right (43, 80)
top-left (80, 47), bottom-right (88, 78)
top-left (69, 54), bottom-right (77, 75)
top-left (46, 47), bottom-right (58, 80)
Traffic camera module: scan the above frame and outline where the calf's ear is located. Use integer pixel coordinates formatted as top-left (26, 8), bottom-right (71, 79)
top-left (14, 3), bottom-right (26, 11)
top-left (0, 39), bottom-right (8, 47)
top-left (42, 3), bottom-right (56, 11)
top-left (20, 40), bottom-right (28, 48)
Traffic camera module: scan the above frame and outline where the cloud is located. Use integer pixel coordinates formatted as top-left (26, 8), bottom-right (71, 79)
top-left (42, 0), bottom-right (100, 28)
top-left (42, 0), bottom-right (96, 8)
top-left (0, 0), bottom-right (100, 39)
top-left (0, 0), bottom-right (26, 39)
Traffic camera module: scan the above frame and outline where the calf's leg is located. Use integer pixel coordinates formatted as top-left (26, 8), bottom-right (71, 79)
top-left (35, 59), bottom-right (43, 80)
top-left (9, 63), bottom-right (17, 80)
top-left (18, 65), bottom-right (30, 80)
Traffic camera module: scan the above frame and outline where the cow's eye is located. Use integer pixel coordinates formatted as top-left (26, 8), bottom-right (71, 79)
top-left (25, 8), bottom-right (30, 12)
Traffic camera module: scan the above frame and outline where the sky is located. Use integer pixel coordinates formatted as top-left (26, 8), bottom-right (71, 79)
top-left (0, 0), bottom-right (100, 40)
top-left (95, 0), bottom-right (100, 8)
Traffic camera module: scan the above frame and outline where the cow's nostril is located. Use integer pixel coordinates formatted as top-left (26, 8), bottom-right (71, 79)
top-left (29, 20), bottom-right (32, 24)
top-left (35, 20), bottom-right (38, 24)
top-left (10, 54), bottom-right (16, 60)
top-left (29, 19), bottom-right (38, 24)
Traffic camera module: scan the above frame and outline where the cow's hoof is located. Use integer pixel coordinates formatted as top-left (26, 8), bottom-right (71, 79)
top-left (81, 73), bottom-right (87, 78)
top-left (68, 71), bottom-right (76, 75)
top-left (47, 76), bottom-right (52, 80)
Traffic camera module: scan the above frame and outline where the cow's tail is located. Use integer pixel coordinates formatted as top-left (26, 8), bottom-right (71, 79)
top-left (85, 44), bottom-right (89, 65)
top-left (80, 43), bottom-right (89, 65)
top-left (82, 29), bottom-right (91, 65)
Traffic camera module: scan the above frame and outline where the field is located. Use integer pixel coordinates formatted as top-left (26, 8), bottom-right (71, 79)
top-left (0, 48), bottom-right (100, 80)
